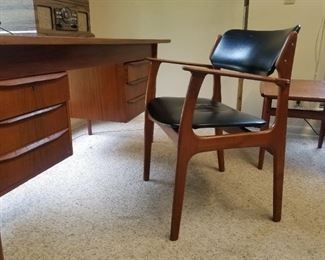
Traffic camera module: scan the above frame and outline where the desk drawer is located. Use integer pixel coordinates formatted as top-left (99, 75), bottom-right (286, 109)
top-left (125, 60), bottom-right (150, 83)
top-left (0, 73), bottom-right (69, 121)
top-left (126, 94), bottom-right (145, 119)
top-left (125, 78), bottom-right (147, 101)
top-left (0, 104), bottom-right (69, 156)
top-left (0, 130), bottom-right (72, 196)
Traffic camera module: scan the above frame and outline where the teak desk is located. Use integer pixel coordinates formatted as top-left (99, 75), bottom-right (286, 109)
top-left (0, 35), bottom-right (169, 259)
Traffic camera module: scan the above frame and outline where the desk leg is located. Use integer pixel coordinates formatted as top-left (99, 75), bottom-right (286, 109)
top-left (258, 97), bottom-right (272, 169)
top-left (318, 108), bottom-right (325, 148)
top-left (87, 120), bottom-right (93, 135)
top-left (0, 233), bottom-right (4, 260)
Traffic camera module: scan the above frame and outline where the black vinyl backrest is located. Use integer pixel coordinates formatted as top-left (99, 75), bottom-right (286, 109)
top-left (210, 25), bottom-right (301, 76)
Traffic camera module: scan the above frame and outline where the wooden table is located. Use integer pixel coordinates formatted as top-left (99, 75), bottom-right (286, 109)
top-left (260, 79), bottom-right (325, 148)
top-left (0, 35), bottom-right (169, 259)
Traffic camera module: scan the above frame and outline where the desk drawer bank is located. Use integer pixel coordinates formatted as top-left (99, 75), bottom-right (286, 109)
top-left (68, 59), bottom-right (150, 129)
top-left (0, 35), bottom-right (169, 259)
top-left (0, 73), bottom-right (72, 196)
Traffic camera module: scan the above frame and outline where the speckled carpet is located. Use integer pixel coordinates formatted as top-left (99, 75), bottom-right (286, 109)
top-left (1, 115), bottom-right (325, 260)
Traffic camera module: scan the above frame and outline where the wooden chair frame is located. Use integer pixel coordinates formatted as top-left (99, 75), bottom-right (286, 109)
top-left (144, 31), bottom-right (298, 241)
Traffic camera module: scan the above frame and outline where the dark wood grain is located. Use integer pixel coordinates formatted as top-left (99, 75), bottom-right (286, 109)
top-left (68, 49), bottom-right (153, 125)
top-left (68, 64), bottom-right (125, 122)
top-left (125, 60), bottom-right (150, 82)
top-left (0, 37), bottom-right (169, 81)
top-left (69, 59), bottom-right (149, 123)
top-left (0, 105), bottom-right (68, 156)
top-left (125, 79), bottom-right (147, 101)
top-left (0, 36), bottom-right (170, 45)
top-left (0, 104), bottom-right (62, 125)
top-left (0, 73), bottom-right (69, 120)
top-left (0, 129), bottom-right (72, 196)
top-left (261, 80), bottom-right (325, 101)
top-left (0, 72), bottom-right (72, 196)
top-left (0, 129), bottom-right (68, 162)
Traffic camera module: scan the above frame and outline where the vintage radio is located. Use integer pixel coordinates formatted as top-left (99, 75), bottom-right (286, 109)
top-left (0, 0), bottom-right (93, 37)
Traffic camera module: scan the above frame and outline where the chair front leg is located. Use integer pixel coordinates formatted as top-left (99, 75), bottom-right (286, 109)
top-left (144, 112), bottom-right (154, 181)
top-left (170, 146), bottom-right (192, 241)
top-left (272, 146), bottom-right (285, 222)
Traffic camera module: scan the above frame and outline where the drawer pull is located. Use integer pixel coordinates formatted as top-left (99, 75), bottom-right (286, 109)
top-left (0, 129), bottom-right (68, 162)
top-left (126, 60), bottom-right (150, 83)
top-left (0, 104), bottom-right (63, 125)
top-left (126, 77), bottom-right (148, 86)
top-left (127, 95), bottom-right (145, 104)
top-left (0, 72), bottom-right (67, 87)
top-left (126, 60), bottom-right (149, 67)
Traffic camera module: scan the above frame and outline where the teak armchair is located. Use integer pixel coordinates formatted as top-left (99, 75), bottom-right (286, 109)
top-left (143, 26), bottom-right (300, 240)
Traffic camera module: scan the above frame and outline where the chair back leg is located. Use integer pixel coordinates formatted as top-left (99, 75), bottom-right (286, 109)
top-left (258, 149), bottom-right (266, 169)
top-left (272, 147), bottom-right (286, 222)
top-left (144, 113), bottom-right (154, 181)
top-left (217, 150), bottom-right (225, 172)
top-left (215, 128), bottom-right (225, 171)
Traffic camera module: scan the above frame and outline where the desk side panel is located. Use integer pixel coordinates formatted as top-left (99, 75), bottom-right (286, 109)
top-left (68, 45), bottom-right (152, 122)
top-left (68, 64), bottom-right (125, 121)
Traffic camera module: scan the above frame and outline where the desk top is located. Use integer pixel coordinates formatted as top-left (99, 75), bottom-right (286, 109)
top-left (0, 35), bottom-right (170, 45)
top-left (0, 36), bottom-right (170, 81)
top-left (261, 79), bottom-right (325, 102)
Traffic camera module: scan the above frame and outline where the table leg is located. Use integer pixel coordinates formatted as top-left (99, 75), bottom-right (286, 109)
top-left (258, 97), bottom-right (272, 169)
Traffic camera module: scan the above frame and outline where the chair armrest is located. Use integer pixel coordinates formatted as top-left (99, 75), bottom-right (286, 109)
top-left (145, 58), bottom-right (213, 104)
top-left (146, 57), bottom-right (213, 68)
top-left (182, 65), bottom-right (290, 86)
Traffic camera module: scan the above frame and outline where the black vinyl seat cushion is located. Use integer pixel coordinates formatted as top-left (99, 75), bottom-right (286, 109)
top-left (210, 25), bottom-right (301, 76)
top-left (148, 97), bottom-right (266, 129)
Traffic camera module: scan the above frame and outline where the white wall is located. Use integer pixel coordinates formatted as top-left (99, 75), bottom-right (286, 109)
top-left (89, 0), bottom-right (325, 118)
top-left (89, 0), bottom-right (241, 107)
top-left (242, 0), bottom-right (325, 116)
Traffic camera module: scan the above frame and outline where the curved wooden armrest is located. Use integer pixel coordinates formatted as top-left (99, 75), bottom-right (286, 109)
top-left (145, 58), bottom-right (213, 103)
top-left (146, 57), bottom-right (212, 68)
top-left (183, 65), bottom-right (290, 86)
